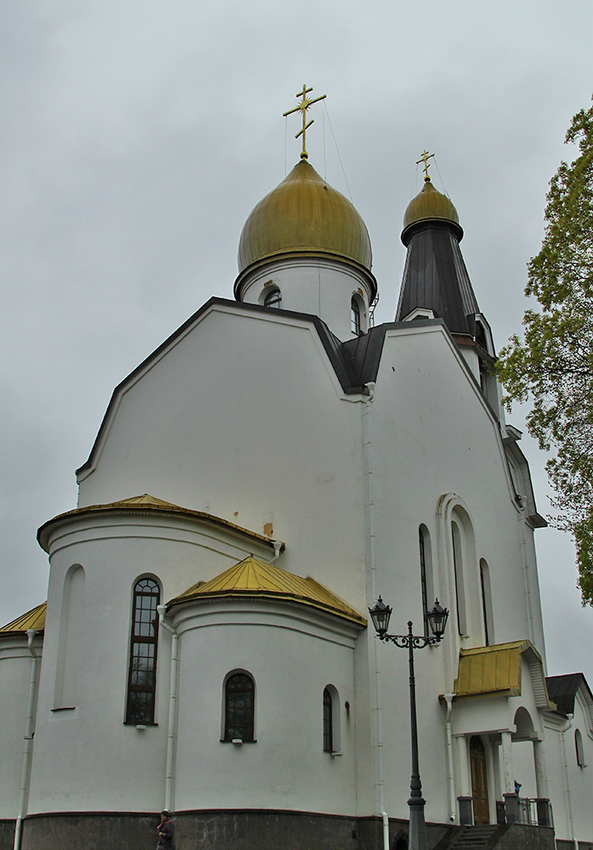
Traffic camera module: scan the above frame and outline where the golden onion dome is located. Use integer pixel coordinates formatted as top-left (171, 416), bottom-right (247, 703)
top-left (237, 160), bottom-right (372, 274)
top-left (401, 178), bottom-right (463, 245)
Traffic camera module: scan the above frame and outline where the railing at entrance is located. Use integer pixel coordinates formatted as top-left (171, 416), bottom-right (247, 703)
top-left (517, 797), bottom-right (554, 827)
top-left (466, 795), bottom-right (554, 827)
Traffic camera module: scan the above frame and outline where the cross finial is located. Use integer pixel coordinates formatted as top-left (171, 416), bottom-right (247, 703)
top-left (283, 84), bottom-right (327, 161)
top-left (417, 149), bottom-right (435, 182)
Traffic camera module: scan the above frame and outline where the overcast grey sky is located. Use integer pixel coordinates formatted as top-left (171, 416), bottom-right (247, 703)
top-left (1, 0), bottom-right (592, 681)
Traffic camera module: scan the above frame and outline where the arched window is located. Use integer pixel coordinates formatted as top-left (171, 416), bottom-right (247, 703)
top-left (351, 297), bottom-right (362, 335)
top-left (323, 687), bottom-right (333, 752)
top-left (479, 559), bottom-right (494, 646)
top-left (451, 521), bottom-right (467, 635)
top-left (323, 685), bottom-right (341, 753)
top-left (575, 728), bottom-right (586, 767)
top-left (264, 288), bottom-right (282, 309)
top-left (419, 525), bottom-right (433, 636)
top-left (224, 672), bottom-right (255, 742)
top-left (125, 577), bottom-right (160, 724)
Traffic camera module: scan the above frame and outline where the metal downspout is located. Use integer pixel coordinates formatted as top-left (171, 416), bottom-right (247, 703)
top-left (157, 606), bottom-right (178, 813)
top-left (362, 383), bottom-right (388, 850)
top-left (13, 629), bottom-right (39, 850)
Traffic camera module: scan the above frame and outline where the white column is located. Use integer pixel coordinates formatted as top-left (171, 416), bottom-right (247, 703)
top-left (533, 738), bottom-right (549, 799)
top-left (500, 731), bottom-right (514, 795)
top-left (456, 735), bottom-right (471, 797)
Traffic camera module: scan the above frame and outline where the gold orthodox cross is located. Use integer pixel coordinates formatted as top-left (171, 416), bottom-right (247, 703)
top-left (283, 84), bottom-right (327, 160)
top-left (417, 149), bottom-right (435, 181)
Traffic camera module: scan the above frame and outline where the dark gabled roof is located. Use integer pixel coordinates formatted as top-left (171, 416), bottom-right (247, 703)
top-left (546, 673), bottom-right (593, 716)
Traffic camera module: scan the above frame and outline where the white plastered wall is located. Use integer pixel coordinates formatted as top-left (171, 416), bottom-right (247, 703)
top-left (0, 635), bottom-right (42, 819)
top-left (237, 256), bottom-right (374, 341)
top-left (27, 513), bottom-right (277, 815)
top-left (170, 599), bottom-right (361, 814)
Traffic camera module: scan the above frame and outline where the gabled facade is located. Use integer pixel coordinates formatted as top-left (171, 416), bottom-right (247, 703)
top-left (1, 150), bottom-right (591, 850)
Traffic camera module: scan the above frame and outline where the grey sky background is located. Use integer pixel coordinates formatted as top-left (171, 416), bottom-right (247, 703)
top-left (1, 0), bottom-right (592, 682)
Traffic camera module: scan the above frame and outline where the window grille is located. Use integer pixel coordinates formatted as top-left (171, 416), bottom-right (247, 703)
top-left (125, 578), bottom-right (160, 724)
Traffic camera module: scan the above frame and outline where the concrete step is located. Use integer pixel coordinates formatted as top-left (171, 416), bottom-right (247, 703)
top-left (449, 825), bottom-right (500, 849)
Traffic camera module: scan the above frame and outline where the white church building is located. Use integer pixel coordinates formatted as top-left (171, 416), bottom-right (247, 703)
top-left (1, 104), bottom-right (592, 850)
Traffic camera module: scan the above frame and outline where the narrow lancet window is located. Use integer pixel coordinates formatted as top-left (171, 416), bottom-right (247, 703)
top-left (351, 297), bottom-right (362, 335)
top-left (480, 560), bottom-right (494, 646)
top-left (452, 522), bottom-right (467, 635)
top-left (125, 578), bottom-right (160, 724)
top-left (323, 687), bottom-right (333, 752)
top-left (419, 526), bottom-right (430, 635)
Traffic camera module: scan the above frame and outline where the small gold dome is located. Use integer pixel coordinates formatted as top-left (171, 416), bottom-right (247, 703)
top-left (237, 160), bottom-right (372, 273)
top-left (402, 178), bottom-right (462, 245)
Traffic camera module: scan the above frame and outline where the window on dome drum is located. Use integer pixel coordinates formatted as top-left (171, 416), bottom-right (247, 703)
top-left (264, 288), bottom-right (282, 309)
top-left (224, 673), bottom-right (255, 742)
top-left (125, 578), bottom-right (160, 725)
top-left (351, 297), bottom-right (362, 335)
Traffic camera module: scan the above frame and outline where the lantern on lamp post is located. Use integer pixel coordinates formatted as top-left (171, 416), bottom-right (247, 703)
top-left (368, 597), bottom-right (449, 850)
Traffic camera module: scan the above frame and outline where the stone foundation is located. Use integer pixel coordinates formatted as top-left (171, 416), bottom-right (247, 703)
top-left (7, 810), bottom-right (560, 850)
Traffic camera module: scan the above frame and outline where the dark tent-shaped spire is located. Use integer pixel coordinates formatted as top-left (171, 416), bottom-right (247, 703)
top-left (395, 176), bottom-right (481, 338)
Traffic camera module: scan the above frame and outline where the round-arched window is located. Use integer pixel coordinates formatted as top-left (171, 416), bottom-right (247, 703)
top-left (351, 296), bottom-right (362, 335)
top-left (264, 288), bottom-right (282, 309)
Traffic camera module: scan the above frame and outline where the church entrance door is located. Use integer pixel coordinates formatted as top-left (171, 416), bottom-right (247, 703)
top-left (470, 735), bottom-right (490, 824)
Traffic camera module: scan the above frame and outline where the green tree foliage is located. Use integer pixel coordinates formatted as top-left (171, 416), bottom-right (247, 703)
top-left (498, 100), bottom-right (593, 605)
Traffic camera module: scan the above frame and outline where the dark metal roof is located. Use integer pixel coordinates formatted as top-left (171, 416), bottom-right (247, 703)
top-left (396, 222), bottom-right (480, 336)
top-left (546, 673), bottom-right (593, 715)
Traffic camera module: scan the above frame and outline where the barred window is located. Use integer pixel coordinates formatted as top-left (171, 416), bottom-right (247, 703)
top-left (125, 578), bottom-right (160, 724)
top-left (264, 288), bottom-right (282, 309)
top-left (323, 687), bottom-right (333, 752)
top-left (224, 673), bottom-right (255, 742)
top-left (351, 297), bottom-right (361, 335)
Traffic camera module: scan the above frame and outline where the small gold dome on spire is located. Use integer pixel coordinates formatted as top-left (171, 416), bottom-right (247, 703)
top-left (401, 177), bottom-right (462, 246)
top-left (237, 159), bottom-right (373, 275)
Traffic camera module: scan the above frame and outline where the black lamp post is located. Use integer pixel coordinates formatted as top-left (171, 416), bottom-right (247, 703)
top-left (369, 597), bottom-right (449, 850)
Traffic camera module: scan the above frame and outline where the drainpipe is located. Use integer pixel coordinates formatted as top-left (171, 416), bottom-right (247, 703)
top-left (157, 606), bottom-right (178, 813)
top-left (560, 714), bottom-right (577, 849)
top-left (14, 629), bottom-right (39, 850)
top-left (444, 694), bottom-right (457, 823)
top-left (382, 810), bottom-right (389, 850)
top-left (270, 540), bottom-right (282, 564)
top-left (362, 383), bottom-right (388, 850)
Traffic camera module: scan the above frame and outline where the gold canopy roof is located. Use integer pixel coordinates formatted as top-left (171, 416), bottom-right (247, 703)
top-left (237, 160), bottom-right (373, 274)
top-left (0, 602), bottom-right (46, 636)
top-left (402, 177), bottom-right (462, 244)
top-left (169, 555), bottom-right (366, 626)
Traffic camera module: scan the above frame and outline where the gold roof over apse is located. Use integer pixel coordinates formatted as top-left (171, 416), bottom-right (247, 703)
top-left (169, 555), bottom-right (367, 626)
top-left (237, 159), bottom-right (373, 275)
top-left (402, 177), bottom-right (462, 245)
top-left (0, 602), bottom-right (46, 636)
